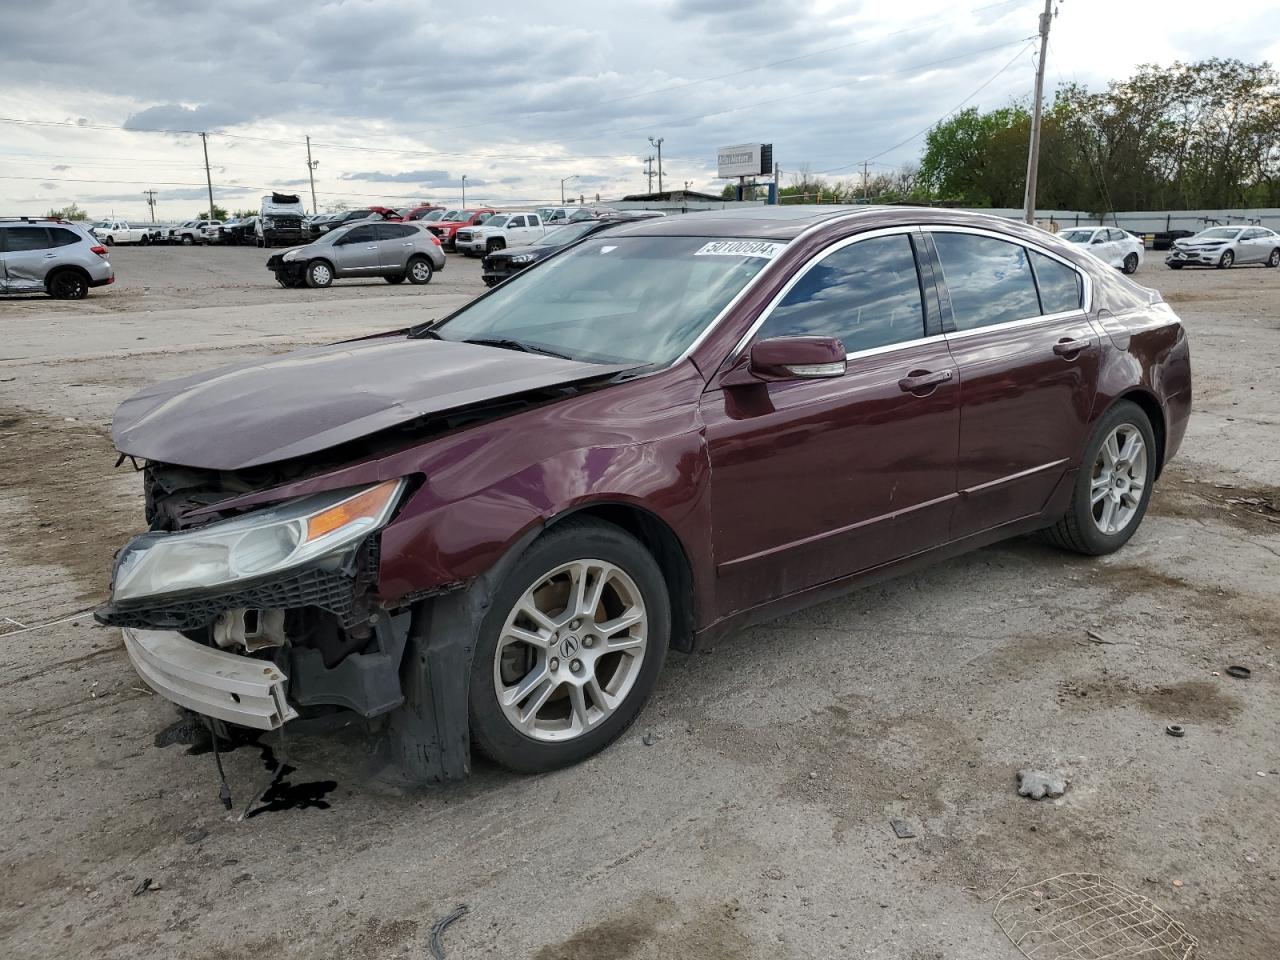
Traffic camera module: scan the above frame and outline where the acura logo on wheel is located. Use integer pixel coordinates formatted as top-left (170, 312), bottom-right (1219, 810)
top-left (559, 635), bottom-right (580, 659)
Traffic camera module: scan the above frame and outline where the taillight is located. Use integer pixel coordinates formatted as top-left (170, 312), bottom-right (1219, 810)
top-left (90, 245), bottom-right (108, 256)
top-left (430, 236), bottom-right (442, 246)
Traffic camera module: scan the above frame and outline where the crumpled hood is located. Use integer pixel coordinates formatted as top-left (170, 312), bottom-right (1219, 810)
top-left (112, 336), bottom-right (630, 470)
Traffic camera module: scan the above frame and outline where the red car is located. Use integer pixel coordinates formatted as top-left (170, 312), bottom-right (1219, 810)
top-left (365, 205), bottom-right (405, 222)
top-left (99, 207), bottom-right (1191, 784)
top-left (427, 208), bottom-right (496, 250)
top-left (403, 204), bottom-right (446, 222)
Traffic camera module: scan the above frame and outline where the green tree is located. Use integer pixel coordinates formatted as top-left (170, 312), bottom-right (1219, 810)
top-left (47, 202), bottom-right (90, 221)
top-left (198, 204), bottom-right (229, 220)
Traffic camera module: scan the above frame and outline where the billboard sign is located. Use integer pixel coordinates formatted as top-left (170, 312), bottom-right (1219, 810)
top-left (718, 143), bottom-right (772, 178)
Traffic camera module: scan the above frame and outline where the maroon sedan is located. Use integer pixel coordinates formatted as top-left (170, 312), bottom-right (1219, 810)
top-left (98, 207), bottom-right (1191, 782)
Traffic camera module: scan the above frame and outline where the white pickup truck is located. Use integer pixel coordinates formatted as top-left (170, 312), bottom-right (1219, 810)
top-left (91, 219), bottom-right (148, 245)
top-left (454, 212), bottom-right (547, 256)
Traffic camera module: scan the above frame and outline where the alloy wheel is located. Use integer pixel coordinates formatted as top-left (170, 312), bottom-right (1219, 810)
top-left (1268, 249), bottom-right (1280, 267)
top-left (494, 559), bottom-right (648, 742)
top-left (411, 260), bottom-right (432, 282)
top-left (1090, 423), bottom-right (1148, 535)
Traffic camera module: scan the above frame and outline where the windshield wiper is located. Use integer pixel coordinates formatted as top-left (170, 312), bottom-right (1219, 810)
top-left (463, 337), bottom-right (573, 360)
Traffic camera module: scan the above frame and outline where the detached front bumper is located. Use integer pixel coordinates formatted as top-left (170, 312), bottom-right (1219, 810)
top-left (123, 627), bottom-right (297, 730)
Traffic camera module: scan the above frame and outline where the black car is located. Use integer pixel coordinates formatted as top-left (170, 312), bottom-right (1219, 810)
top-left (309, 209), bottom-right (378, 239)
top-left (478, 218), bottom-right (629, 287)
top-left (219, 217), bottom-right (258, 245)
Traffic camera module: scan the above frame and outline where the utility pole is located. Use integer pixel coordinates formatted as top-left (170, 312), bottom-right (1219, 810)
top-left (461, 175), bottom-right (467, 208)
top-left (648, 137), bottom-right (664, 193)
top-left (643, 156), bottom-right (655, 192)
top-left (560, 174), bottom-right (578, 204)
top-left (1023, 0), bottom-right (1054, 224)
top-left (142, 189), bottom-right (157, 222)
top-left (306, 136), bottom-right (319, 215)
top-left (862, 161), bottom-right (870, 202)
top-left (200, 131), bottom-right (216, 219)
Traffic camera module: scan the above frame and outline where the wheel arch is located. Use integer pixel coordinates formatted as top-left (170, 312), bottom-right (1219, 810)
top-left (1108, 388), bottom-right (1167, 479)
top-left (548, 501), bottom-right (696, 653)
top-left (45, 264), bottom-right (91, 293)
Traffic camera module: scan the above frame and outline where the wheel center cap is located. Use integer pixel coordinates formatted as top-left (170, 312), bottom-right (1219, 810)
top-left (559, 635), bottom-right (580, 659)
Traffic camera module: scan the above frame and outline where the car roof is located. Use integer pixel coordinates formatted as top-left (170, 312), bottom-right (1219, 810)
top-left (601, 205), bottom-right (891, 240)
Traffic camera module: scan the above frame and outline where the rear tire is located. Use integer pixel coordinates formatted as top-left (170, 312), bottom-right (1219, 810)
top-left (48, 269), bottom-right (89, 300)
top-left (406, 256), bottom-right (433, 284)
top-left (304, 260), bottom-right (333, 288)
top-left (1218, 250), bottom-right (1234, 269)
top-left (1267, 248), bottom-right (1280, 268)
top-left (1122, 253), bottom-right (1138, 274)
top-left (468, 519), bottom-right (670, 774)
top-left (1044, 400), bottom-right (1156, 556)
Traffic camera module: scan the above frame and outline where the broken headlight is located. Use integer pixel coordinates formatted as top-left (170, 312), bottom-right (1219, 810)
top-left (509, 254), bottom-right (536, 264)
top-left (112, 478), bottom-right (405, 603)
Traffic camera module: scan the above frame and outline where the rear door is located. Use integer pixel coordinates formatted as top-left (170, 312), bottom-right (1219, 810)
top-left (1239, 228), bottom-right (1268, 263)
top-left (0, 226), bottom-right (54, 291)
top-left (376, 222), bottom-right (417, 269)
top-left (927, 229), bottom-right (1098, 539)
top-left (701, 229), bottom-right (960, 613)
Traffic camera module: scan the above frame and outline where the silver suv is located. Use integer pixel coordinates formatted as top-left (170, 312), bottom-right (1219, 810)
top-left (0, 218), bottom-right (115, 299)
top-left (267, 220), bottom-right (446, 288)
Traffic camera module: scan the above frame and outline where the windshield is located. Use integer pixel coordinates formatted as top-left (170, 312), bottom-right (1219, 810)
top-left (1060, 229), bottom-right (1095, 243)
top-left (535, 221), bottom-right (600, 246)
top-left (535, 208), bottom-right (556, 221)
top-left (406, 208), bottom-right (436, 220)
top-left (483, 215), bottom-right (510, 229)
top-left (432, 236), bottom-right (779, 366)
top-left (440, 210), bottom-right (462, 221)
top-left (1196, 227), bottom-right (1240, 240)
top-left (422, 210), bottom-right (445, 221)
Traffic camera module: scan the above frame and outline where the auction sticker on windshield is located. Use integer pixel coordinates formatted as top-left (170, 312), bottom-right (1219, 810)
top-left (694, 240), bottom-right (787, 259)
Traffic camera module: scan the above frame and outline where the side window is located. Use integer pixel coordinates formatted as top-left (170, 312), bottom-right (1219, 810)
top-left (510, 216), bottom-right (526, 228)
top-left (757, 233), bottom-right (926, 353)
top-left (47, 227), bottom-right (82, 248)
top-left (345, 225), bottom-right (378, 243)
top-left (5, 227), bottom-right (51, 251)
top-left (1028, 251), bottom-right (1083, 314)
top-left (528, 215), bottom-right (541, 227)
top-left (932, 232), bottom-right (1041, 331)
top-left (377, 223), bottom-right (414, 240)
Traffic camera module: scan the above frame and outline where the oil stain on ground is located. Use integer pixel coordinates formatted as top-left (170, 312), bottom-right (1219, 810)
top-left (531, 895), bottom-right (761, 960)
top-left (1057, 676), bottom-right (1243, 723)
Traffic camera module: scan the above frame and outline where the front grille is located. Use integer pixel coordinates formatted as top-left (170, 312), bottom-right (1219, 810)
top-left (96, 564), bottom-right (359, 632)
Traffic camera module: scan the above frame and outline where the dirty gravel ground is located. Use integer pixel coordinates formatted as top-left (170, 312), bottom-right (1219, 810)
top-left (1, 245), bottom-right (1277, 960)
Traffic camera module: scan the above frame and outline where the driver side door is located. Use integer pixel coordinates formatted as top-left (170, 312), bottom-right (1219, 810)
top-left (700, 229), bottom-right (960, 615)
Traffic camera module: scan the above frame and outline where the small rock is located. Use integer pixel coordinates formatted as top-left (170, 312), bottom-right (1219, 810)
top-left (184, 828), bottom-right (208, 845)
top-left (149, 881), bottom-right (162, 891)
top-left (1017, 769), bottom-right (1067, 800)
top-left (641, 731), bottom-right (658, 746)
top-left (1172, 879), bottom-right (1184, 888)
top-left (809, 771), bottom-right (818, 780)
top-left (132, 878), bottom-right (154, 896)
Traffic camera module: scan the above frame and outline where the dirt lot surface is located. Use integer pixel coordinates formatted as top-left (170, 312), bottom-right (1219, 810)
top-left (1, 245), bottom-right (1277, 960)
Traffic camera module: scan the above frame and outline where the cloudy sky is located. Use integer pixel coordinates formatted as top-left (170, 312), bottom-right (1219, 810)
top-left (2, 0), bottom-right (1277, 220)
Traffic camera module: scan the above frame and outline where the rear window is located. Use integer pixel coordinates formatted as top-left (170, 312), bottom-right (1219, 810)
top-left (47, 227), bottom-right (82, 248)
top-left (933, 233), bottom-right (1041, 331)
top-left (1028, 251), bottom-right (1083, 314)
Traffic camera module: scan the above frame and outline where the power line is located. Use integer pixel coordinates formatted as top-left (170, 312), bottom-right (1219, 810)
top-left (815, 39), bottom-right (1036, 175)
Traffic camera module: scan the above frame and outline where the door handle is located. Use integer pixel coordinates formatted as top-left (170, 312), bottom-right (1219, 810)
top-left (898, 369), bottom-right (953, 394)
top-left (366, 245), bottom-right (378, 250)
top-left (1053, 337), bottom-right (1092, 358)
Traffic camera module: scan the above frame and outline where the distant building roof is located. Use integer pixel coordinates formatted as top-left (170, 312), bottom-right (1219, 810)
top-left (620, 189), bottom-right (727, 203)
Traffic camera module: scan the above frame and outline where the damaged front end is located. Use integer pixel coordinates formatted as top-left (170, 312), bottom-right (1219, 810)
top-left (96, 466), bottom-right (415, 732)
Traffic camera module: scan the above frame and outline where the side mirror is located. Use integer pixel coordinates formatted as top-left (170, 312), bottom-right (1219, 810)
top-left (723, 336), bottom-right (847, 385)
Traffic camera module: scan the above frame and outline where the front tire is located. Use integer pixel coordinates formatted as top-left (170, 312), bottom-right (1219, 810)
top-left (181, 234), bottom-right (194, 245)
top-left (1267, 248), bottom-right (1280, 268)
top-left (1122, 253), bottom-right (1139, 274)
top-left (1044, 400), bottom-right (1156, 556)
top-left (406, 256), bottom-right (433, 284)
top-left (305, 260), bottom-right (333, 288)
top-left (468, 519), bottom-right (670, 774)
top-left (486, 238), bottom-right (505, 254)
top-left (1218, 250), bottom-right (1234, 269)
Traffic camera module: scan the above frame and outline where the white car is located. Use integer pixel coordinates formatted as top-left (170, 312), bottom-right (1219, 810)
top-left (1165, 225), bottom-right (1280, 270)
top-left (454, 212), bottom-right (547, 256)
top-left (1059, 226), bottom-right (1143, 275)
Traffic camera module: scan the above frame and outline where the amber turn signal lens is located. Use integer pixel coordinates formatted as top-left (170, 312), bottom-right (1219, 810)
top-left (303, 479), bottom-right (401, 544)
